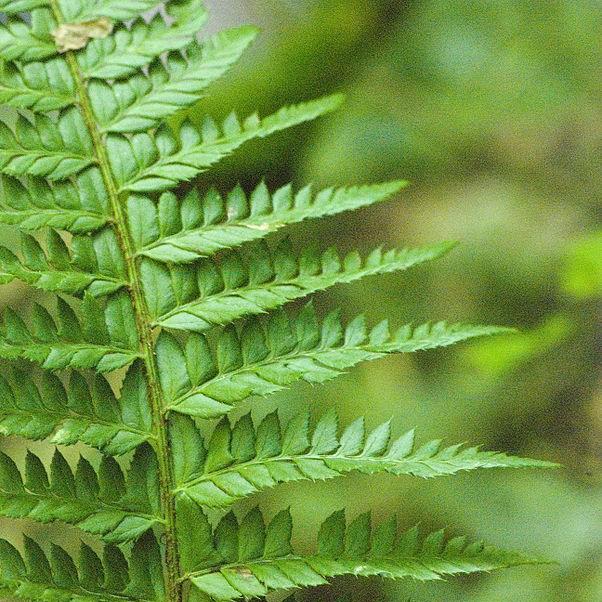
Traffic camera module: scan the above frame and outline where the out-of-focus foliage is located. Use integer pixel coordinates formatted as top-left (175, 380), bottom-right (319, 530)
top-left (193, 1), bottom-right (601, 600)
top-left (1, 0), bottom-right (600, 600)
top-left (562, 232), bottom-right (602, 299)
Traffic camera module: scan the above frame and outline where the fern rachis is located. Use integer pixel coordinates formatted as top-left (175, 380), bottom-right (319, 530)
top-left (0, 2), bottom-right (557, 601)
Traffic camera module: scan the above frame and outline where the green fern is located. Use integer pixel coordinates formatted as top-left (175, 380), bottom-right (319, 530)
top-left (0, 444), bottom-right (161, 543)
top-left (144, 240), bottom-right (456, 331)
top-left (0, 1), bottom-right (556, 601)
top-left (0, 229), bottom-right (127, 295)
top-left (171, 411), bottom-right (556, 509)
top-left (179, 501), bottom-right (544, 601)
top-left (131, 181), bottom-right (408, 262)
top-left (0, 362), bottom-right (152, 453)
top-left (76, 0), bottom-right (207, 80)
top-left (0, 170), bottom-right (110, 233)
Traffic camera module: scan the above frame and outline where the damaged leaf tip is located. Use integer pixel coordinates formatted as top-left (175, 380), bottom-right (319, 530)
top-left (53, 17), bottom-right (114, 52)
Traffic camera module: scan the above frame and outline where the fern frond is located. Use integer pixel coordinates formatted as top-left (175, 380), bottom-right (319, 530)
top-left (0, 0), bottom-right (144, 21)
top-left (0, 9), bottom-right (56, 63)
top-left (63, 0), bottom-right (165, 23)
top-left (0, 531), bottom-right (164, 601)
top-left (0, 293), bottom-right (140, 372)
top-left (180, 503), bottom-right (542, 600)
top-left (131, 181), bottom-right (407, 263)
top-left (0, 109), bottom-right (94, 180)
top-left (0, 0), bottom-right (47, 13)
top-left (0, 170), bottom-right (110, 234)
top-left (110, 95), bottom-right (344, 193)
top-left (0, 362), bottom-right (152, 455)
top-left (0, 228), bottom-right (127, 296)
top-left (77, 0), bottom-right (208, 80)
top-left (0, 58), bottom-right (75, 112)
top-left (0, 2), bottom-right (554, 599)
top-left (158, 307), bottom-right (511, 417)
top-left (96, 26), bottom-right (258, 133)
top-left (171, 412), bottom-right (557, 508)
top-left (0, 444), bottom-right (161, 542)
top-left (143, 240), bottom-right (454, 332)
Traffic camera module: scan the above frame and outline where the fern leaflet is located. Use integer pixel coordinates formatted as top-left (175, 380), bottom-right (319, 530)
top-left (157, 308), bottom-right (511, 418)
top-left (171, 412), bottom-right (557, 508)
top-left (0, 531), bottom-right (164, 601)
top-left (0, 229), bottom-right (127, 296)
top-left (179, 502), bottom-right (543, 600)
top-left (0, 363), bottom-right (152, 454)
top-left (131, 181), bottom-right (408, 263)
top-left (95, 26), bottom-right (258, 133)
top-left (0, 57), bottom-right (75, 112)
top-left (76, 0), bottom-right (207, 80)
top-left (0, 444), bottom-right (161, 543)
top-left (0, 109), bottom-right (94, 179)
top-left (0, 169), bottom-right (110, 233)
top-left (0, 9), bottom-right (56, 63)
top-left (108, 96), bottom-right (343, 193)
top-left (143, 241), bottom-right (455, 332)
top-left (0, 294), bottom-right (140, 372)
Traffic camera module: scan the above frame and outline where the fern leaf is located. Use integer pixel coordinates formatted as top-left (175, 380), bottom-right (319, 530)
top-left (0, 362), bottom-right (152, 455)
top-left (158, 307), bottom-right (511, 417)
top-left (0, 444), bottom-right (161, 543)
top-left (0, 3), bottom-right (555, 599)
top-left (144, 241), bottom-right (454, 332)
top-left (0, 531), bottom-right (164, 601)
top-left (0, 0), bottom-right (160, 21)
top-left (0, 0), bottom-right (48, 13)
top-left (64, 0), bottom-right (164, 23)
top-left (77, 0), bottom-right (208, 80)
top-left (0, 9), bottom-right (56, 63)
top-left (0, 170), bottom-right (110, 234)
top-left (172, 412), bottom-right (558, 508)
top-left (0, 228), bottom-right (127, 297)
top-left (132, 181), bottom-right (407, 263)
top-left (182, 505), bottom-right (542, 599)
top-left (110, 95), bottom-right (344, 193)
top-left (0, 293), bottom-right (141, 372)
top-left (0, 58), bottom-right (75, 112)
top-left (96, 26), bottom-right (258, 133)
top-left (0, 109), bottom-right (94, 180)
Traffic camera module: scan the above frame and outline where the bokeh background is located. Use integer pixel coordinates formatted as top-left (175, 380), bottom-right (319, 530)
top-left (1, 1), bottom-right (601, 600)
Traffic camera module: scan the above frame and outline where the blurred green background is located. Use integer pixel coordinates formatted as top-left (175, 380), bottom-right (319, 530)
top-left (196, 1), bottom-right (602, 599)
top-left (2, 0), bottom-right (601, 600)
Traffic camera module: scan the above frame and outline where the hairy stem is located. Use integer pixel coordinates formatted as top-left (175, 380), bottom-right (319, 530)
top-left (48, 4), bottom-right (183, 600)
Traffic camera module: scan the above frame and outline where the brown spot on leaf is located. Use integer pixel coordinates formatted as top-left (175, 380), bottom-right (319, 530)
top-left (231, 567), bottom-right (254, 578)
top-left (53, 18), bottom-right (113, 52)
